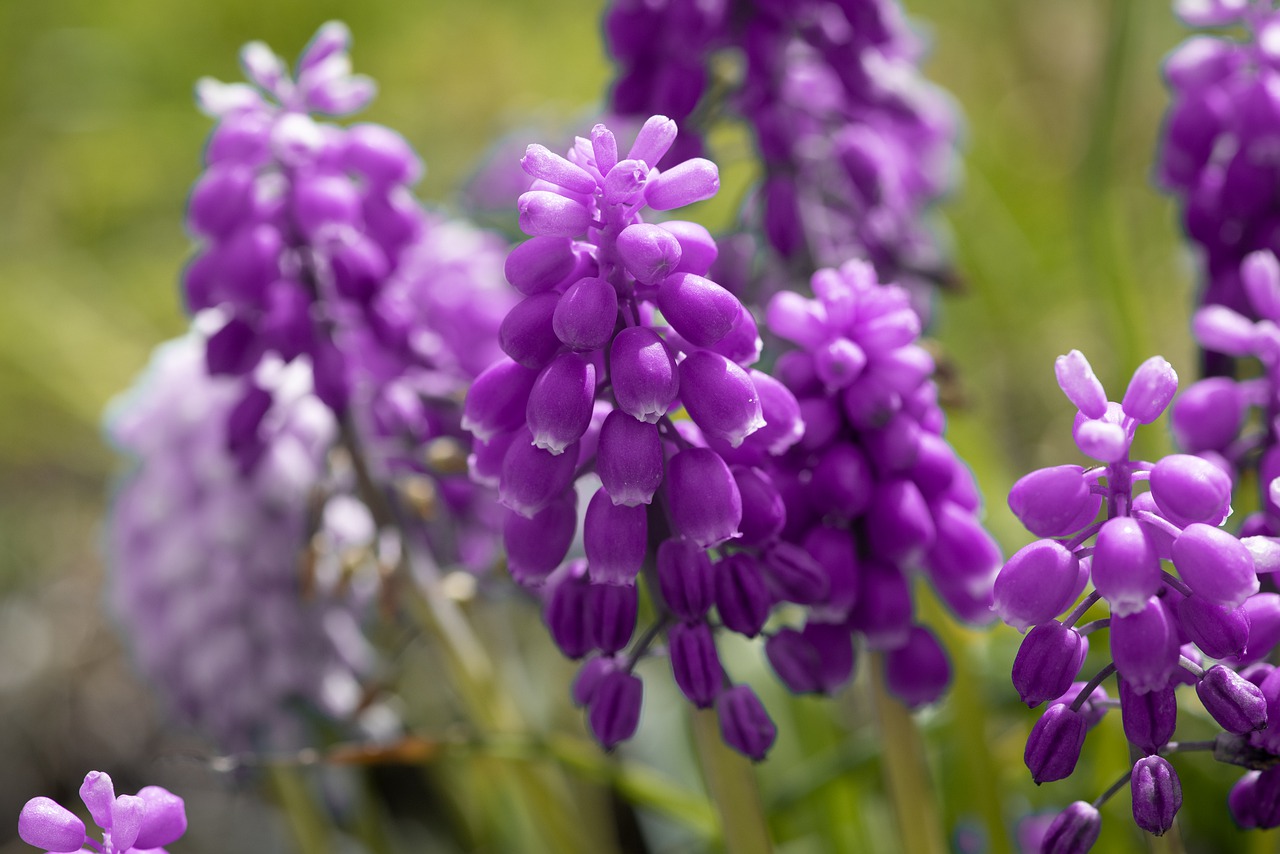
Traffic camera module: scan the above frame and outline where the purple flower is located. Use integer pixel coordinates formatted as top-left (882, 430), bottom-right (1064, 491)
top-left (18, 771), bottom-right (186, 854)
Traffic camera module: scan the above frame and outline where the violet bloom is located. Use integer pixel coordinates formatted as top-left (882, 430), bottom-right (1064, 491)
top-left (994, 349), bottom-right (1280, 846)
top-left (106, 333), bottom-right (379, 750)
top-left (1158, 6), bottom-right (1280, 321)
top-left (761, 259), bottom-right (1001, 707)
top-left (18, 771), bottom-right (186, 854)
top-left (604, 0), bottom-right (961, 305)
top-left (465, 115), bottom-right (806, 758)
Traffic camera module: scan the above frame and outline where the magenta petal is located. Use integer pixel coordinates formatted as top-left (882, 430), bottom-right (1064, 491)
top-left (657, 273), bottom-right (741, 347)
top-left (678, 350), bottom-right (764, 448)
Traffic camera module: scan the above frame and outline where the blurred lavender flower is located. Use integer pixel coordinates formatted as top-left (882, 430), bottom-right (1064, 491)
top-left (18, 770), bottom-right (186, 854)
top-left (105, 332), bottom-right (381, 751)
top-left (604, 0), bottom-right (960, 303)
top-left (1158, 2), bottom-right (1280, 321)
top-left (465, 114), bottom-right (807, 759)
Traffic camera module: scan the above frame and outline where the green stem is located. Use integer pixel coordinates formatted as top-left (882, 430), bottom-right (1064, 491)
top-left (267, 766), bottom-right (333, 854)
top-left (690, 707), bottom-right (773, 854)
top-left (870, 655), bottom-right (946, 854)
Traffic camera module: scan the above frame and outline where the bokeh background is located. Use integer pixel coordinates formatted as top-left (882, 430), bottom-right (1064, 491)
top-left (0, 0), bottom-right (1248, 851)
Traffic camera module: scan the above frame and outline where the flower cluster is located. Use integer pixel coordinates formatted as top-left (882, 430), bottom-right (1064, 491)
top-left (605, 0), bottom-right (959, 295)
top-left (106, 332), bottom-right (379, 751)
top-left (1158, 1), bottom-right (1280, 318)
top-left (759, 259), bottom-right (1001, 706)
top-left (996, 350), bottom-right (1280, 849)
top-left (183, 21), bottom-right (430, 459)
top-left (18, 771), bottom-right (186, 854)
top-left (465, 114), bottom-right (808, 758)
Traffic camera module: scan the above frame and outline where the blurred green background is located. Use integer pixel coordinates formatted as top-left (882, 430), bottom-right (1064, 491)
top-left (0, 0), bottom-right (1254, 851)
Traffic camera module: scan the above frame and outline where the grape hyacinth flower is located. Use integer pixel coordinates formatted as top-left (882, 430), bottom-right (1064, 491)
top-left (996, 349), bottom-right (1280, 849)
top-left (18, 771), bottom-right (186, 854)
top-left (106, 332), bottom-right (381, 750)
top-left (465, 114), bottom-right (808, 758)
top-left (1158, 3), bottom-right (1280, 316)
top-left (605, 0), bottom-right (960, 302)
top-left (760, 259), bottom-right (1001, 707)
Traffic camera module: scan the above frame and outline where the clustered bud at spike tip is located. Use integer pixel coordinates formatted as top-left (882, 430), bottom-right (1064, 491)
top-left (18, 771), bottom-right (187, 854)
top-left (993, 348), bottom-right (1280, 849)
top-left (464, 115), bottom-right (811, 759)
top-left (603, 0), bottom-right (961, 311)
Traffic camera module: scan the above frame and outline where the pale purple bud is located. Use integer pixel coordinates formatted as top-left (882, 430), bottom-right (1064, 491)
top-left (1131, 756), bottom-right (1182, 836)
top-left (504, 494), bottom-right (577, 586)
top-left (584, 488), bottom-right (647, 586)
top-left (292, 173), bottom-right (361, 239)
top-left (617, 223), bottom-right (683, 284)
top-left (884, 626), bottom-right (951, 707)
top-left (1119, 678), bottom-right (1177, 754)
top-left (1055, 350), bottom-right (1108, 418)
top-left (1245, 251), bottom-right (1280, 321)
top-left (1176, 595), bottom-right (1250, 659)
top-left (1073, 412), bottom-right (1130, 464)
top-left (849, 560), bottom-right (913, 649)
top-left (707, 305), bottom-right (762, 367)
top-left (717, 684), bottom-right (776, 761)
top-left (17, 797), bottom-right (86, 853)
top-left (589, 670), bottom-right (643, 750)
top-left (1012, 621), bottom-right (1085, 707)
top-left (1231, 593), bottom-right (1280, 667)
top-left (527, 353), bottom-right (596, 455)
top-left (626, 115), bottom-right (677, 167)
top-left (1175, 0), bottom-right (1250, 27)
top-left (1193, 305), bottom-right (1256, 356)
top-left (79, 769), bottom-right (115, 829)
top-left (657, 538), bottom-right (714, 621)
top-left (545, 561), bottom-right (592, 658)
top-left (765, 291), bottom-right (828, 350)
top-left (610, 326), bottom-right (678, 423)
top-left (500, 292), bottom-right (563, 370)
top-left (1025, 703), bottom-right (1087, 783)
top-left (646, 157), bottom-right (719, 210)
top-left (660, 220), bottom-right (717, 276)
top-left (1170, 378), bottom-right (1244, 453)
top-left (759, 541), bottom-right (827, 605)
top-left (994, 540), bottom-right (1081, 631)
top-left (1150, 454), bottom-right (1232, 527)
top-left (133, 785), bottom-right (188, 849)
top-left (1008, 466), bottom-right (1097, 538)
top-left (669, 621), bottom-right (723, 708)
top-left (1121, 356), bottom-right (1178, 424)
top-left (658, 273), bottom-right (741, 347)
top-left (814, 337), bottom-right (867, 390)
top-left (517, 190), bottom-right (591, 238)
top-left (1092, 517), bottom-right (1162, 617)
top-left (521, 144), bottom-right (599, 195)
top-left (588, 582), bottom-right (637, 654)
top-left (188, 164), bottom-right (255, 237)
top-left (1197, 665), bottom-right (1267, 734)
top-left (1245, 536), bottom-right (1280, 574)
top-left (499, 433), bottom-right (579, 518)
top-left (590, 124), bottom-right (618, 175)
top-left (715, 552), bottom-right (771, 637)
top-left (553, 276), bottom-right (618, 351)
top-left (1112, 596), bottom-right (1180, 694)
top-left (109, 794), bottom-right (146, 852)
top-left (733, 466), bottom-right (785, 547)
top-left (602, 158), bottom-right (649, 205)
top-left (505, 236), bottom-right (577, 295)
top-left (342, 122), bottom-right (421, 187)
top-left (1172, 523), bottom-right (1258, 609)
top-left (1040, 801), bottom-right (1100, 854)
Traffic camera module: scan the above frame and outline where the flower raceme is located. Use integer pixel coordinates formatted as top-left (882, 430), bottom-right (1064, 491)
top-left (18, 771), bottom-right (186, 854)
top-left (465, 114), bottom-right (805, 758)
top-left (997, 349), bottom-right (1280, 848)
